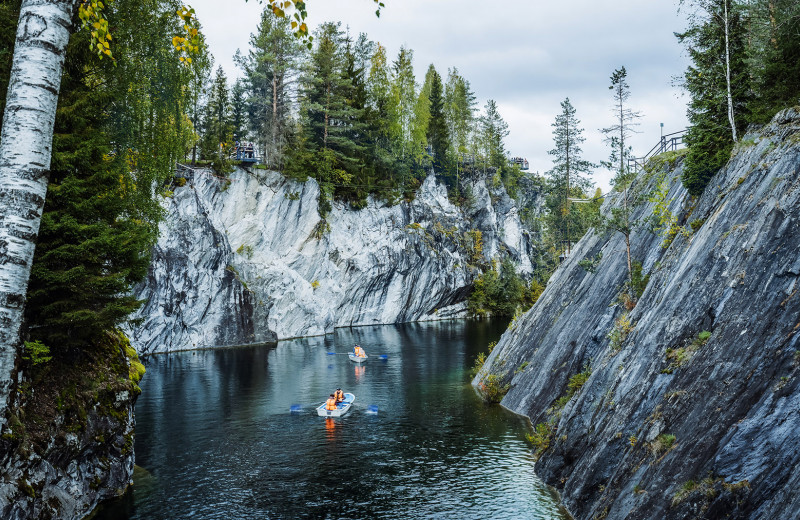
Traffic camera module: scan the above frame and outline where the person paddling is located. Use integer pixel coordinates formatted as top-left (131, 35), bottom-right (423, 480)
top-left (334, 388), bottom-right (345, 403)
top-left (325, 394), bottom-right (338, 411)
top-left (354, 345), bottom-right (366, 358)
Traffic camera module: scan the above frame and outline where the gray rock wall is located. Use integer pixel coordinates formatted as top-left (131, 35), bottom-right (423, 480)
top-left (130, 169), bottom-right (539, 354)
top-left (476, 108), bottom-right (800, 519)
top-left (0, 337), bottom-right (139, 520)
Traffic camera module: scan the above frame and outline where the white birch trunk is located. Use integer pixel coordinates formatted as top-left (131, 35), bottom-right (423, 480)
top-left (0, 0), bottom-right (77, 428)
top-left (724, 0), bottom-right (738, 142)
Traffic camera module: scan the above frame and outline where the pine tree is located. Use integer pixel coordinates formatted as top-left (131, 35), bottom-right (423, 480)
top-left (601, 67), bottom-right (643, 290)
top-left (238, 11), bottom-right (303, 169)
top-left (546, 98), bottom-right (595, 254)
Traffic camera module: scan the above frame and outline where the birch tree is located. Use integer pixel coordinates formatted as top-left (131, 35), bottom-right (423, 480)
top-left (0, 0), bottom-right (387, 429)
top-left (0, 0), bottom-right (78, 428)
top-left (677, 0), bottom-right (749, 196)
top-left (681, 0), bottom-right (742, 141)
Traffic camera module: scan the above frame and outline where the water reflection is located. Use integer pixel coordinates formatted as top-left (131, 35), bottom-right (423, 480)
top-left (95, 320), bottom-right (570, 519)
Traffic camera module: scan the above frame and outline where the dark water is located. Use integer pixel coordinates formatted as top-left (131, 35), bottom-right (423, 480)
top-left (97, 320), bottom-right (570, 519)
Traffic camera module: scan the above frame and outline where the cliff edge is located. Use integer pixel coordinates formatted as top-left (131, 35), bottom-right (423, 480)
top-left (130, 169), bottom-right (540, 354)
top-left (475, 108), bottom-right (800, 519)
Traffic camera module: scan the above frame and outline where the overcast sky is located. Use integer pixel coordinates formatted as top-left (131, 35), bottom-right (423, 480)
top-left (188, 0), bottom-right (692, 192)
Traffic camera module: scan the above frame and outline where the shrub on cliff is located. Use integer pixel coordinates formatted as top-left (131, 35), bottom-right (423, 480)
top-left (468, 258), bottom-right (533, 318)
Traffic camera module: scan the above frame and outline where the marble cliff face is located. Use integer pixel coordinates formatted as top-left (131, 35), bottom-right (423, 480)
top-left (130, 167), bottom-right (540, 354)
top-left (475, 108), bottom-right (800, 519)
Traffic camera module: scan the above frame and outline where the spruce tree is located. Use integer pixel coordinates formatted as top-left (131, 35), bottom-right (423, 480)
top-left (745, 0), bottom-right (800, 123)
top-left (444, 68), bottom-right (476, 180)
top-left (293, 22), bottom-right (367, 212)
top-left (389, 47), bottom-right (417, 164)
top-left (200, 66), bottom-right (234, 169)
top-left (335, 32), bottom-right (372, 206)
top-left (23, 15), bottom-right (167, 350)
top-left (426, 65), bottom-right (451, 178)
top-left (230, 79), bottom-right (248, 142)
top-left (366, 43), bottom-right (398, 190)
top-left (479, 100), bottom-right (509, 172)
top-left (677, 0), bottom-right (750, 196)
top-left (546, 98), bottom-right (595, 254)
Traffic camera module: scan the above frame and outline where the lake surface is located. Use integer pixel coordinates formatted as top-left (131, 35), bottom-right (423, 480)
top-left (97, 320), bottom-right (570, 519)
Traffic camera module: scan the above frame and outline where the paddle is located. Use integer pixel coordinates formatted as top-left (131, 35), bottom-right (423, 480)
top-left (326, 352), bottom-right (389, 359)
top-left (366, 405), bottom-right (379, 415)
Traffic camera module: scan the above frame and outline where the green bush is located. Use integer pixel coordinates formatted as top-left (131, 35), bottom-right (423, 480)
top-left (478, 373), bottom-right (510, 403)
top-left (567, 367), bottom-right (591, 394)
top-left (469, 352), bottom-right (487, 378)
top-left (663, 331), bottom-right (712, 373)
top-left (22, 340), bottom-right (52, 366)
top-left (697, 330), bottom-right (712, 343)
top-left (468, 258), bottom-right (527, 318)
top-left (526, 422), bottom-right (553, 458)
top-left (689, 219), bottom-right (705, 232)
top-left (650, 433), bottom-right (676, 456)
top-left (608, 314), bottom-right (633, 353)
top-left (236, 244), bottom-right (254, 259)
top-left (578, 252), bottom-right (603, 274)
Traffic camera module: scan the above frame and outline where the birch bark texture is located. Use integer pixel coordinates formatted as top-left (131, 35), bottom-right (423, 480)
top-left (0, 0), bottom-right (78, 428)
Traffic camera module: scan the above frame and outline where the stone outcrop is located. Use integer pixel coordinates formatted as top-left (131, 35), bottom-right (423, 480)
top-left (130, 168), bottom-right (539, 354)
top-left (475, 108), bottom-right (800, 519)
top-left (0, 333), bottom-right (142, 519)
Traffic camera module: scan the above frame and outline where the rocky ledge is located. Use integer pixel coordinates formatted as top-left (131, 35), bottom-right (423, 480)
top-left (0, 332), bottom-right (144, 519)
top-left (475, 108), bottom-right (800, 519)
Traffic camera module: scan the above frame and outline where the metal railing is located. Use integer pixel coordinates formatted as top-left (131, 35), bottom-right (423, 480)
top-left (628, 130), bottom-right (687, 172)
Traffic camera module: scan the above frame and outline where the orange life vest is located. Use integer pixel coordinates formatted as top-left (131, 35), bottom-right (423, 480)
top-left (354, 346), bottom-right (365, 357)
top-left (334, 390), bottom-right (344, 402)
top-left (325, 397), bottom-right (337, 410)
